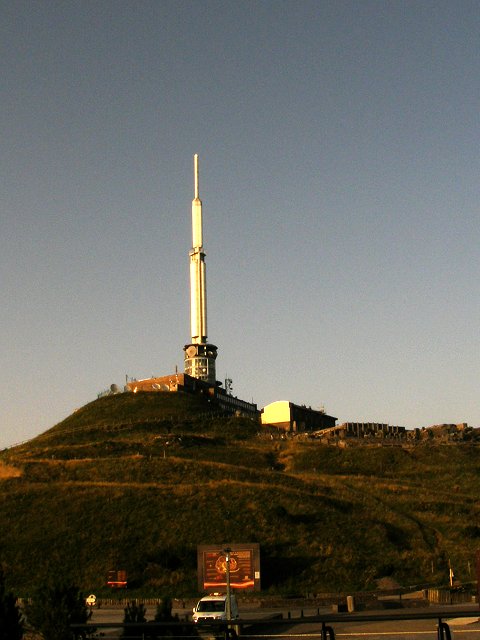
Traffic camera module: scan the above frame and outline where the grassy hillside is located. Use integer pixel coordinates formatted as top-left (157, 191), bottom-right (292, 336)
top-left (1, 392), bottom-right (479, 597)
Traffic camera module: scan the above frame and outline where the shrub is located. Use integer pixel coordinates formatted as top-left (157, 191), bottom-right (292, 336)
top-left (0, 567), bottom-right (23, 640)
top-left (25, 581), bottom-right (91, 640)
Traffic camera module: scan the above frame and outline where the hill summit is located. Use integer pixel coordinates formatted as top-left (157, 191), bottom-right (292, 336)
top-left (1, 392), bottom-right (479, 596)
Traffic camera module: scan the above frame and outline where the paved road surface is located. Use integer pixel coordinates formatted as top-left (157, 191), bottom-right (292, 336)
top-left (85, 604), bottom-right (480, 640)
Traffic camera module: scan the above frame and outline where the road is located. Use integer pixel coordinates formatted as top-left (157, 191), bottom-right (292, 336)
top-left (251, 615), bottom-right (480, 640)
top-left (83, 603), bottom-right (480, 640)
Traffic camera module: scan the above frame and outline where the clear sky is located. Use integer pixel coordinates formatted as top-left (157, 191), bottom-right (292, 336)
top-left (1, 0), bottom-right (479, 449)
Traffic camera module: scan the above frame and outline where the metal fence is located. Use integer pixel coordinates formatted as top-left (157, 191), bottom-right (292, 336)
top-left (70, 608), bottom-right (480, 640)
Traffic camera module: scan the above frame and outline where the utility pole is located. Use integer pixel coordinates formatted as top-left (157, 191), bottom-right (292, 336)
top-left (224, 547), bottom-right (232, 621)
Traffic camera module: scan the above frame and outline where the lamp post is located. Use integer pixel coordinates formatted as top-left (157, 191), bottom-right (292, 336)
top-left (224, 547), bottom-right (232, 621)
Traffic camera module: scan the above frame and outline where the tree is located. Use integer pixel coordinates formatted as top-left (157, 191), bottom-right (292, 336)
top-left (25, 582), bottom-right (91, 640)
top-left (149, 596), bottom-right (196, 640)
top-left (154, 596), bottom-right (173, 622)
top-left (0, 566), bottom-right (23, 640)
top-left (122, 600), bottom-right (147, 638)
top-left (123, 599), bottom-right (147, 622)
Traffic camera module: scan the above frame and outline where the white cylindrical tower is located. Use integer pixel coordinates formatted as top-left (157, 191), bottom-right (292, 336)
top-left (192, 153), bottom-right (203, 249)
top-left (184, 154), bottom-right (217, 384)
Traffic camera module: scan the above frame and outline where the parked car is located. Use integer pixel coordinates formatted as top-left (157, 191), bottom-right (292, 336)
top-left (192, 593), bottom-right (239, 623)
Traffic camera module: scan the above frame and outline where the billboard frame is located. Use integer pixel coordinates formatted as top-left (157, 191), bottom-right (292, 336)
top-left (197, 543), bottom-right (261, 593)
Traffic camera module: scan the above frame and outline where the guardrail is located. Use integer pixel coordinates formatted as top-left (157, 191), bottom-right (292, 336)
top-left (71, 608), bottom-right (480, 640)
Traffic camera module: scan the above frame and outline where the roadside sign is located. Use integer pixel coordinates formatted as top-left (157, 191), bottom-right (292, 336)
top-left (86, 594), bottom-right (96, 606)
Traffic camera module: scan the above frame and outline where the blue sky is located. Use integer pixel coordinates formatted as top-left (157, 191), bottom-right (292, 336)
top-left (1, 0), bottom-right (479, 448)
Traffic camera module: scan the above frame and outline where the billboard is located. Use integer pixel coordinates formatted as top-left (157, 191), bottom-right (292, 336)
top-left (197, 544), bottom-right (261, 592)
top-left (476, 549), bottom-right (480, 610)
top-left (107, 569), bottom-right (127, 588)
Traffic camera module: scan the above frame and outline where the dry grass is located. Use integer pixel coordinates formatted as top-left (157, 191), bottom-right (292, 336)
top-left (0, 461), bottom-right (22, 478)
top-left (2, 393), bottom-right (480, 596)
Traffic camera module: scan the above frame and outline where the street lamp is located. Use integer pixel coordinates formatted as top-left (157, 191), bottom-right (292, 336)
top-left (223, 547), bottom-right (232, 621)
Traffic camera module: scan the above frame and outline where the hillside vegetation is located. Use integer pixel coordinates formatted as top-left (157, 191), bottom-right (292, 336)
top-left (1, 392), bottom-right (479, 597)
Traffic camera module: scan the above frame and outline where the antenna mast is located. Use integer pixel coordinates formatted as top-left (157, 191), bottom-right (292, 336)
top-left (184, 154), bottom-right (218, 383)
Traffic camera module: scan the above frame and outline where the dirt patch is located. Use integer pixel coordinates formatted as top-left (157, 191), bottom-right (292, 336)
top-left (0, 461), bottom-right (22, 478)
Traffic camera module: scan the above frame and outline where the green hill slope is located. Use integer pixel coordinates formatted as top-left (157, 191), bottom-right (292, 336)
top-left (1, 392), bottom-right (479, 596)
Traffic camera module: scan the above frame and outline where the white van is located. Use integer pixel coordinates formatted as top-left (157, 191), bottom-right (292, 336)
top-left (192, 593), bottom-right (239, 623)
